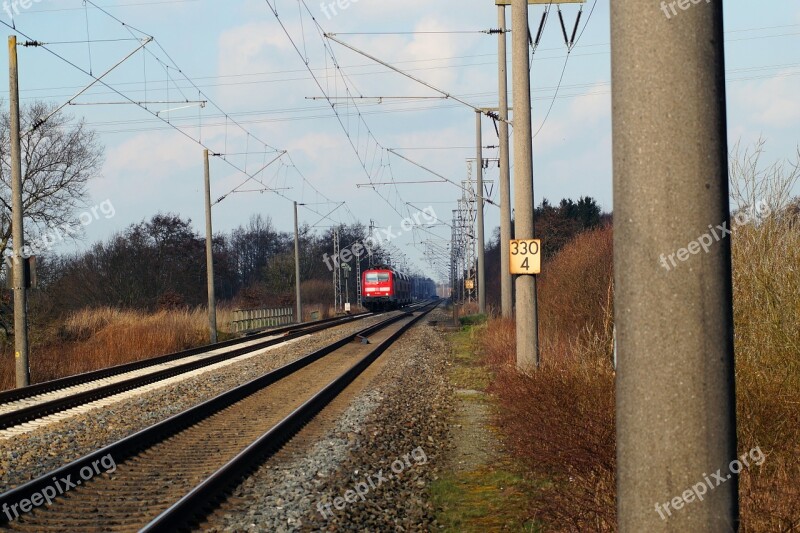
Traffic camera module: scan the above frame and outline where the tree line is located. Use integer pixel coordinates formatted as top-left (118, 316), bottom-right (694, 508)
top-left (483, 196), bottom-right (609, 308)
top-left (0, 213), bottom-right (402, 334)
top-left (29, 195), bottom-right (605, 318)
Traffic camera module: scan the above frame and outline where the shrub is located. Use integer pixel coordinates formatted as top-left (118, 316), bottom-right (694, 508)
top-left (480, 225), bottom-right (616, 531)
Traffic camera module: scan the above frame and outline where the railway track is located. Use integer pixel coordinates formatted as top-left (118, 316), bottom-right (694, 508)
top-left (0, 301), bottom-right (438, 531)
top-left (0, 313), bottom-right (373, 435)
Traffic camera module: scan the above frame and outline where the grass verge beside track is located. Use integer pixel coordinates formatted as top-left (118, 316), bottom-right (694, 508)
top-left (432, 321), bottom-right (541, 532)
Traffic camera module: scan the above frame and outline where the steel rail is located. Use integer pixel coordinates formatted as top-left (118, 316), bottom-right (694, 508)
top-left (0, 304), bottom-right (435, 522)
top-left (143, 301), bottom-right (438, 531)
top-left (0, 313), bottom-right (374, 430)
top-left (0, 312), bottom-right (370, 406)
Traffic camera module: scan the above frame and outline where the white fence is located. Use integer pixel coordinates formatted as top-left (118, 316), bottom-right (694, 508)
top-left (231, 307), bottom-right (294, 332)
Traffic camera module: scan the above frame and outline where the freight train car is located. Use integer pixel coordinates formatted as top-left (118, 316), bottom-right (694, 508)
top-left (411, 277), bottom-right (436, 301)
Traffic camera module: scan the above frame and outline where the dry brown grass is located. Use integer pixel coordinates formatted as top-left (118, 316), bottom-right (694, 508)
top-left (733, 217), bottom-right (800, 532)
top-left (0, 306), bottom-right (235, 391)
top-left (480, 202), bottom-right (800, 530)
top-left (729, 140), bottom-right (800, 531)
top-left (538, 224), bottom-right (615, 364)
top-left (455, 301), bottom-right (480, 318)
top-left (0, 300), bottom-right (347, 392)
top-left (480, 225), bottom-right (617, 531)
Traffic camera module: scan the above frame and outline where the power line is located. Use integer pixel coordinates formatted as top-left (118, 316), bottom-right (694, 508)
top-left (268, 0), bottom-right (509, 223)
top-left (83, 0), bottom-right (356, 225)
top-left (532, 0), bottom-right (598, 139)
top-left (22, 0), bottom-right (202, 14)
top-left (77, 62), bottom-right (800, 136)
top-left (324, 33), bottom-right (506, 122)
top-left (328, 30), bottom-right (501, 35)
top-left (265, 0), bottom-right (414, 225)
top-left (1, 4), bottom-right (355, 231)
top-left (84, 0), bottom-right (282, 154)
top-left (6, 29), bottom-right (794, 102)
top-left (74, 57), bottom-right (795, 132)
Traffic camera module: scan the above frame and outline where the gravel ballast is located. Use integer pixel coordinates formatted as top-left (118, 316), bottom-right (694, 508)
top-left (206, 308), bottom-right (454, 532)
top-left (0, 314), bottom-right (394, 493)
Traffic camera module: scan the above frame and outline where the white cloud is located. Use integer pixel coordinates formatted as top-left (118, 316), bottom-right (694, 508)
top-left (731, 70), bottom-right (800, 129)
top-left (100, 132), bottom-right (199, 205)
top-left (568, 83), bottom-right (611, 125)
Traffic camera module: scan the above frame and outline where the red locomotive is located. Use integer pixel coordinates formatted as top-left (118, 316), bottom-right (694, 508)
top-left (361, 266), bottom-right (412, 311)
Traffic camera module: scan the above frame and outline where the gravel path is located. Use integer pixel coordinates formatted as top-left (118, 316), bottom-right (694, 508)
top-left (205, 308), bottom-right (455, 532)
top-left (0, 314), bottom-right (391, 493)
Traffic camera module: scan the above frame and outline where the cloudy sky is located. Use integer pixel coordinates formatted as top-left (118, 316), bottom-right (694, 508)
top-left (1, 0), bottom-right (799, 281)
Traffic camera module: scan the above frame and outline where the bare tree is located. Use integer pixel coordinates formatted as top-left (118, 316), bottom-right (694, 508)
top-left (0, 100), bottom-right (103, 257)
top-left (729, 137), bottom-right (800, 215)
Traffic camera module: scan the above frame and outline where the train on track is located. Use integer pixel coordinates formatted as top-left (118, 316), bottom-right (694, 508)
top-left (361, 266), bottom-right (436, 311)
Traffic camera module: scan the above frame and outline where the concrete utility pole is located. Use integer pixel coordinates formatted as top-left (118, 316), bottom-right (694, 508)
top-left (511, 0), bottom-right (539, 369)
top-left (497, 4), bottom-right (513, 319)
top-left (293, 201), bottom-right (303, 323)
top-left (9, 36), bottom-right (29, 388)
top-left (203, 149), bottom-right (218, 343)
top-left (611, 2), bottom-right (738, 530)
top-left (475, 110), bottom-right (486, 315)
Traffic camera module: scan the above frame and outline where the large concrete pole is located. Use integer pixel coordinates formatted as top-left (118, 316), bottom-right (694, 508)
top-left (497, 4), bottom-right (513, 319)
top-left (475, 110), bottom-right (486, 315)
top-left (511, 0), bottom-right (539, 369)
top-left (9, 36), bottom-right (29, 388)
top-left (203, 150), bottom-right (218, 344)
top-left (611, 1), bottom-right (738, 530)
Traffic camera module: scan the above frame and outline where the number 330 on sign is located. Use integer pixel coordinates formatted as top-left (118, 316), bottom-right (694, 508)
top-left (509, 239), bottom-right (541, 274)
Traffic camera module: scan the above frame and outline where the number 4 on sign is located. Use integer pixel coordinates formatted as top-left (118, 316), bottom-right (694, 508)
top-left (509, 239), bottom-right (542, 275)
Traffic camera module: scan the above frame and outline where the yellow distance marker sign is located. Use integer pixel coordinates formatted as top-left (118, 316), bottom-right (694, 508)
top-left (510, 239), bottom-right (541, 275)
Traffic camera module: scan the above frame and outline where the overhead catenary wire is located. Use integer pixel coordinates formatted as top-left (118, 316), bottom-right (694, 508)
top-left (328, 30), bottom-right (506, 35)
top-left (23, 36), bottom-right (152, 134)
top-left (265, 0), bottom-right (416, 227)
top-left (20, 0), bottom-right (201, 14)
top-left (296, 0), bottom-right (500, 221)
top-left (84, 0), bottom-right (283, 154)
top-left (324, 33), bottom-right (507, 123)
top-left (76, 67), bottom-right (795, 135)
top-left (5, 36), bottom-right (791, 103)
top-left (0, 21), bottom-right (280, 189)
top-left (2, 7), bottom-right (355, 230)
top-left (387, 149), bottom-right (498, 207)
top-left (84, 0), bottom-right (355, 225)
top-left (532, 0), bottom-right (597, 139)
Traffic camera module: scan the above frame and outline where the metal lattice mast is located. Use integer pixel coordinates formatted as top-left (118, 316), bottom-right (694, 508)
top-left (422, 239), bottom-right (451, 292)
top-left (368, 219), bottom-right (376, 268)
top-left (458, 162), bottom-right (477, 303)
top-left (451, 210), bottom-right (459, 301)
top-left (453, 208), bottom-right (461, 301)
top-left (455, 199), bottom-right (470, 303)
